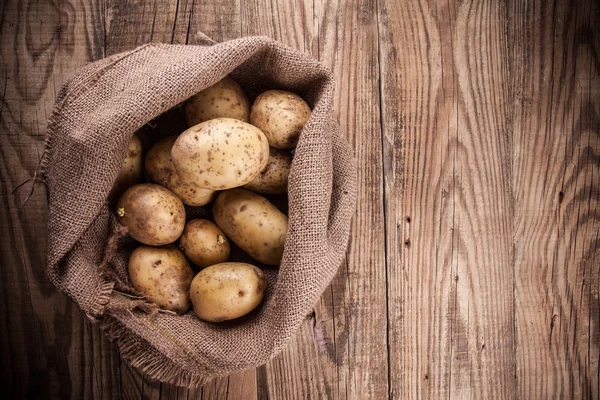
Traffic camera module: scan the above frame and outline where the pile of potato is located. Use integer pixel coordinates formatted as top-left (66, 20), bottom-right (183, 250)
top-left (110, 77), bottom-right (310, 322)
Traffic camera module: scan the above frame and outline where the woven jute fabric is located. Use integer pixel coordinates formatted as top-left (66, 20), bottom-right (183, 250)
top-left (41, 36), bottom-right (357, 387)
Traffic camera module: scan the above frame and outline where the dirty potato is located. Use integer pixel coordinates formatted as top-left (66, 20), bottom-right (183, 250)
top-left (128, 244), bottom-right (194, 314)
top-left (179, 219), bottom-right (230, 268)
top-left (243, 147), bottom-right (292, 194)
top-left (145, 136), bottom-right (216, 206)
top-left (107, 134), bottom-right (143, 203)
top-left (117, 184), bottom-right (186, 246)
top-left (213, 188), bottom-right (288, 265)
top-left (249, 90), bottom-right (311, 149)
top-left (171, 118), bottom-right (269, 190)
top-left (185, 76), bottom-right (250, 126)
top-left (190, 262), bottom-right (266, 322)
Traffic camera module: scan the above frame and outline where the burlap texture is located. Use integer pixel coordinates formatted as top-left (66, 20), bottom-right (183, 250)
top-left (41, 36), bottom-right (357, 387)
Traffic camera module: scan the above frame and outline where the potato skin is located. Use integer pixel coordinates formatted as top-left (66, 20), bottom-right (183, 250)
top-left (185, 77), bottom-right (250, 126)
top-left (213, 188), bottom-right (288, 265)
top-left (107, 134), bottom-right (143, 203)
top-left (190, 262), bottom-right (266, 322)
top-left (171, 118), bottom-right (269, 190)
top-left (179, 219), bottom-right (230, 268)
top-left (128, 245), bottom-right (194, 314)
top-left (145, 136), bottom-right (216, 206)
top-left (250, 90), bottom-right (311, 149)
top-left (117, 184), bottom-right (186, 246)
top-left (243, 147), bottom-right (292, 194)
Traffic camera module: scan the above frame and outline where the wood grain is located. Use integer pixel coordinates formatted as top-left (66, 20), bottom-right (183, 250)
top-left (0, 0), bottom-right (108, 398)
top-left (243, 0), bottom-right (390, 399)
top-left (379, 0), bottom-right (516, 398)
top-left (318, 0), bottom-right (391, 398)
top-left (240, 1), bottom-right (332, 397)
top-left (510, 0), bottom-right (600, 398)
top-left (1, 0), bottom-right (598, 399)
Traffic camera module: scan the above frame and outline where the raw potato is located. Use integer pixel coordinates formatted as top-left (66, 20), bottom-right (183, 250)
top-left (213, 188), bottom-right (288, 265)
top-left (250, 90), bottom-right (311, 149)
top-left (117, 183), bottom-right (185, 246)
top-left (243, 147), bottom-right (292, 194)
top-left (190, 262), bottom-right (266, 322)
top-left (179, 219), bottom-right (230, 268)
top-left (171, 118), bottom-right (269, 190)
top-left (128, 245), bottom-right (194, 314)
top-left (145, 136), bottom-right (216, 206)
top-left (185, 77), bottom-right (250, 126)
top-left (107, 134), bottom-right (143, 203)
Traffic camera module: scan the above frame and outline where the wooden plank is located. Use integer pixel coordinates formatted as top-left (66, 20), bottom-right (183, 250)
top-left (105, 0), bottom-right (179, 53)
top-left (0, 0), bottom-right (113, 398)
top-left (226, 370), bottom-right (258, 399)
top-left (239, 1), bottom-right (330, 399)
top-left (199, 376), bottom-right (229, 399)
top-left (105, 0), bottom-right (242, 52)
top-left (258, 320), bottom-right (332, 398)
top-left (104, 1), bottom-right (179, 396)
top-left (378, 0), bottom-right (517, 398)
top-left (310, 2), bottom-right (355, 398)
top-left (102, 1), bottom-right (245, 398)
top-left (104, 0), bottom-right (249, 397)
top-left (509, 0), bottom-right (600, 398)
top-left (242, 0), bottom-right (389, 398)
top-left (186, 0), bottom-right (242, 44)
top-left (242, 0), bottom-right (315, 55)
top-left (316, 0), bottom-right (391, 397)
top-left (119, 362), bottom-right (143, 400)
top-left (84, 318), bottom-right (123, 399)
top-left (329, 0), bottom-right (391, 393)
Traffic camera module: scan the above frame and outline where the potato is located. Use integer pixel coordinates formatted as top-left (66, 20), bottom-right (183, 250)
top-left (145, 136), bottom-right (216, 206)
top-left (185, 77), bottom-right (250, 126)
top-left (117, 184), bottom-right (185, 246)
top-left (243, 147), bottom-right (292, 194)
top-left (171, 118), bottom-right (269, 190)
top-left (190, 262), bottom-right (266, 322)
top-left (179, 219), bottom-right (230, 268)
top-left (128, 244), bottom-right (193, 314)
top-left (250, 90), bottom-right (311, 149)
top-left (213, 188), bottom-right (287, 265)
top-left (107, 134), bottom-right (143, 203)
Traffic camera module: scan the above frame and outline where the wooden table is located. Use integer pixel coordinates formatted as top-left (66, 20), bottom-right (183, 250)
top-left (2, 0), bottom-right (599, 398)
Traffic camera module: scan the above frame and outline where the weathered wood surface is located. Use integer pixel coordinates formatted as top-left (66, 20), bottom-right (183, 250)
top-left (1, 0), bottom-right (598, 398)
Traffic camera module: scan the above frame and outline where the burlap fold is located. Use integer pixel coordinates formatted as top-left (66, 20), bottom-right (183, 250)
top-left (41, 36), bottom-right (357, 387)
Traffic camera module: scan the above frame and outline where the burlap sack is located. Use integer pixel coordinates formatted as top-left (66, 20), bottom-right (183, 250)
top-left (41, 35), bottom-right (357, 387)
